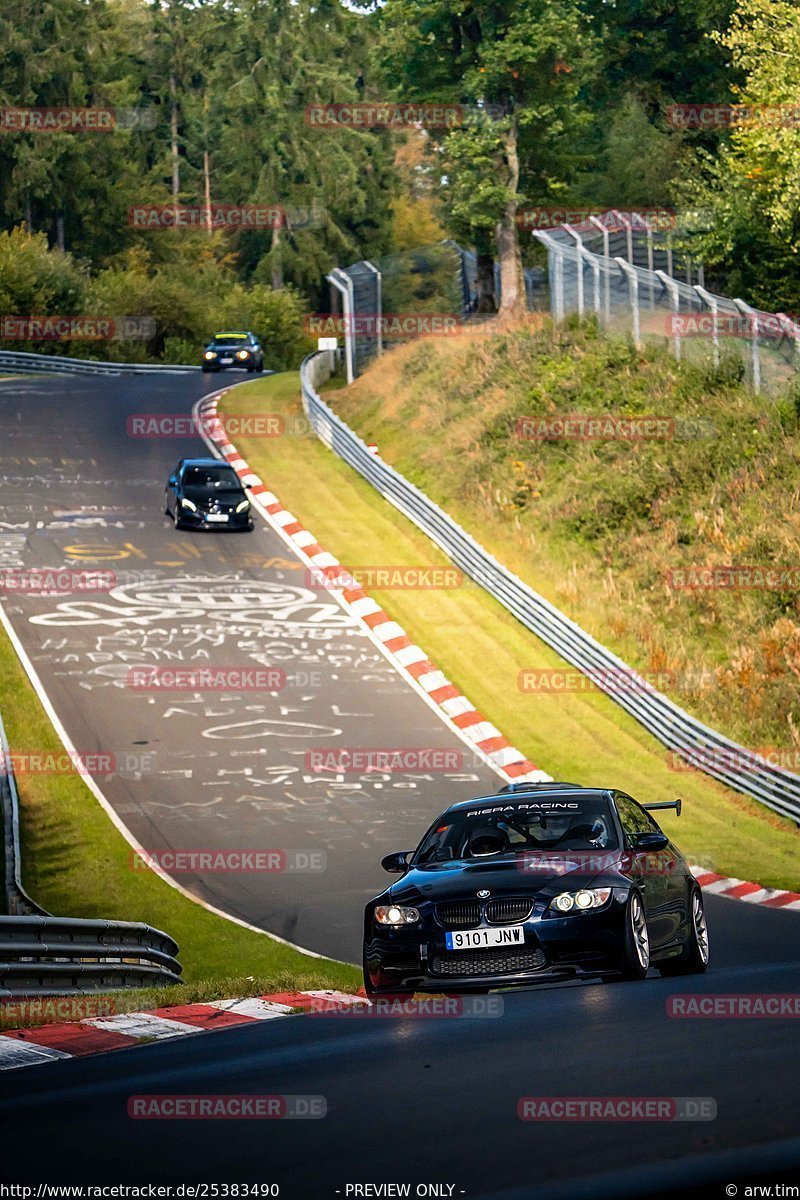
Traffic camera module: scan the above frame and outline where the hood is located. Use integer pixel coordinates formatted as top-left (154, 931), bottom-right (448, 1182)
top-left (386, 851), bottom-right (627, 905)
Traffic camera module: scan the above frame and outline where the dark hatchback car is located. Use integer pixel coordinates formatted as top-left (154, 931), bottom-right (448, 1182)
top-left (164, 458), bottom-right (254, 530)
top-left (363, 784), bottom-right (709, 994)
top-left (201, 331), bottom-right (264, 373)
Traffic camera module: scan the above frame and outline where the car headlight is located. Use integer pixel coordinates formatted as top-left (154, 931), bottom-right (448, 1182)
top-left (203, 351), bottom-right (217, 359)
top-left (550, 888), bottom-right (612, 914)
top-left (180, 498), bottom-right (198, 512)
top-left (374, 905), bottom-right (419, 926)
top-left (235, 499), bottom-right (250, 513)
top-left (236, 349), bottom-right (250, 360)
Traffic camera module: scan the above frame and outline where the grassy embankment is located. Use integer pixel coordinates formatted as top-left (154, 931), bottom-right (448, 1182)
top-left (220, 360), bottom-right (799, 892)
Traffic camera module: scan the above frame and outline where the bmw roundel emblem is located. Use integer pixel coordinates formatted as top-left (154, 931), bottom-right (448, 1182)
top-left (477, 889), bottom-right (491, 898)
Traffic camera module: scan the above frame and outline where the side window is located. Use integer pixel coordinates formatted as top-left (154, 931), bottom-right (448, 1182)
top-left (615, 793), bottom-right (659, 843)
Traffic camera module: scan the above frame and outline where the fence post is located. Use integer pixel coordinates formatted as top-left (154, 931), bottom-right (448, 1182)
top-left (326, 269), bottom-right (355, 384)
top-left (694, 286), bottom-right (719, 367)
top-left (562, 225), bottom-right (584, 316)
top-left (733, 298), bottom-right (761, 393)
top-left (655, 270), bottom-right (681, 363)
top-left (615, 258), bottom-right (641, 346)
top-left (363, 260), bottom-right (383, 356)
top-left (589, 216), bottom-right (611, 322)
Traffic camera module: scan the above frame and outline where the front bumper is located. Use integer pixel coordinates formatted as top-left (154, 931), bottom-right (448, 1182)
top-left (177, 508), bottom-right (253, 530)
top-left (364, 894), bottom-right (629, 993)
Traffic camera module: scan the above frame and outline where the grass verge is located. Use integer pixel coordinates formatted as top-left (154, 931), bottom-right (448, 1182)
top-left (220, 370), bottom-right (799, 892)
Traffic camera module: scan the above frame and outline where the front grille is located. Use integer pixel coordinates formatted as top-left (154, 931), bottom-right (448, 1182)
top-left (431, 947), bottom-right (546, 977)
top-left (486, 898), bottom-right (534, 924)
top-left (436, 901), bottom-right (481, 928)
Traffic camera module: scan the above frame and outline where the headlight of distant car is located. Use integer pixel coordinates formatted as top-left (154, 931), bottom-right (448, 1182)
top-left (181, 498), bottom-right (198, 512)
top-left (203, 351), bottom-right (217, 360)
top-left (235, 499), bottom-right (250, 513)
top-left (236, 349), bottom-right (250, 360)
top-left (549, 888), bottom-right (612, 914)
top-left (374, 905), bottom-right (419, 926)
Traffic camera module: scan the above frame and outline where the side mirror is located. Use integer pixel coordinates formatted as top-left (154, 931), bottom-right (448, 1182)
top-left (381, 851), bottom-right (412, 874)
top-left (167, 474), bottom-right (178, 487)
top-left (632, 831), bottom-right (669, 853)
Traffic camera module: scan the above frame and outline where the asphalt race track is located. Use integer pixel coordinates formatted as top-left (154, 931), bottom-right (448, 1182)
top-left (0, 373), bottom-right (798, 1197)
top-left (0, 899), bottom-right (798, 1195)
top-left (0, 372), bottom-right (502, 959)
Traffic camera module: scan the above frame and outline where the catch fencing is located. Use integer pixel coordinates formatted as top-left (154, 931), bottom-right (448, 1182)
top-left (534, 215), bottom-right (800, 394)
top-left (301, 351), bottom-right (800, 826)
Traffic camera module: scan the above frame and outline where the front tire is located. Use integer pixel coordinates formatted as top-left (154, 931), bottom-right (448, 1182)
top-left (620, 891), bottom-right (650, 980)
top-left (658, 888), bottom-right (709, 976)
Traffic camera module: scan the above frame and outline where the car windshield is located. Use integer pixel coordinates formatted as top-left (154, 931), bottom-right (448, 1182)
top-left (183, 466), bottom-right (242, 489)
top-left (212, 337), bottom-right (247, 348)
top-left (413, 796), bottom-right (618, 864)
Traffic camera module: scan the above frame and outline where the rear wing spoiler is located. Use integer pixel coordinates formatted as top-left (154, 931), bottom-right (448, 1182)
top-left (643, 799), bottom-right (682, 816)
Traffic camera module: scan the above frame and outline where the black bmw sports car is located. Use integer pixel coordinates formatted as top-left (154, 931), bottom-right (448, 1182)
top-left (164, 458), bottom-right (254, 530)
top-left (363, 783), bottom-right (709, 994)
top-left (201, 330), bottom-right (264, 373)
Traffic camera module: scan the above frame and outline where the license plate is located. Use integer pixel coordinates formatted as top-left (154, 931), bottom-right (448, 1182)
top-left (220, 357), bottom-right (233, 364)
top-left (445, 925), bottom-right (525, 951)
top-left (205, 513), bottom-right (228, 523)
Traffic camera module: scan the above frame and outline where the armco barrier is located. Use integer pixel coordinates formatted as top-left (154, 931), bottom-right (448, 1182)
top-left (1, 709), bottom-right (182, 994)
top-left (300, 352), bottom-right (800, 825)
top-left (0, 916), bottom-right (182, 996)
top-left (0, 709), bottom-right (46, 917)
top-left (0, 350), bottom-right (195, 376)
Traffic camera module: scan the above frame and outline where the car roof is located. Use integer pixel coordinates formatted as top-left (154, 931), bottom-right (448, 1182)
top-left (212, 330), bottom-right (251, 338)
top-left (180, 458), bottom-right (238, 468)
top-left (444, 787), bottom-right (612, 814)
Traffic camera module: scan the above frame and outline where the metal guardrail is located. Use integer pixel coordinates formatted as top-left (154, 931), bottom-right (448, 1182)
top-left (1, 709), bottom-right (182, 994)
top-left (0, 350), bottom-right (196, 376)
top-left (0, 710), bottom-right (47, 917)
top-left (0, 917), bottom-right (182, 996)
top-left (300, 352), bottom-right (800, 825)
